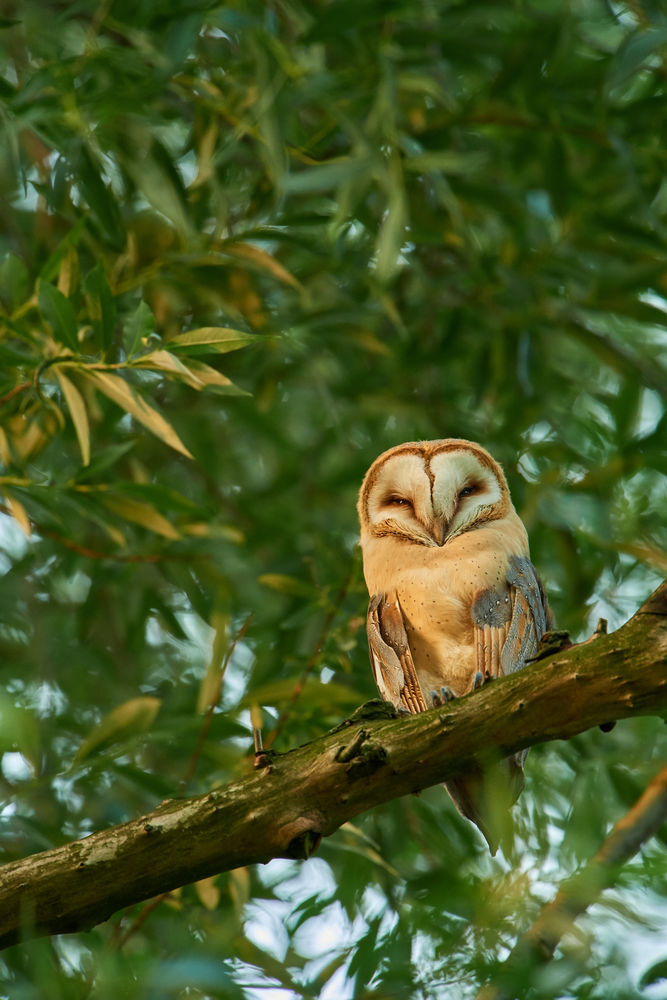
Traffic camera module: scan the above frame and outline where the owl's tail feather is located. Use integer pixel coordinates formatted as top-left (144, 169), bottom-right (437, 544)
top-left (444, 756), bottom-right (525, 855)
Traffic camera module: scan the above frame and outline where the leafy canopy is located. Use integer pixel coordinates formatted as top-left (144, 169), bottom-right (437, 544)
top-left (0, 0), bottom-right (665, 998)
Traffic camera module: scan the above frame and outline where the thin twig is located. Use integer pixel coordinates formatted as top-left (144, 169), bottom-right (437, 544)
top-left (477, 764), bottom-right (667, 1000)
top-left (264, 573), bottom-right (351, 750)
top-left (37, 525), bottom-right (163, 562)
top-left (112, 892), bottom-right (172, 951)
top-left (0, 381), bottom-right (31, 407)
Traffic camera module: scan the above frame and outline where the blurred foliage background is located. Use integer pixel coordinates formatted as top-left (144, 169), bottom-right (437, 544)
top-left (0, 0), bottom-right (666, 997)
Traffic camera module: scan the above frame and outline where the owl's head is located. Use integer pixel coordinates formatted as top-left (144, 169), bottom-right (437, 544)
top-left (358, 439), bottom-right (514, 547)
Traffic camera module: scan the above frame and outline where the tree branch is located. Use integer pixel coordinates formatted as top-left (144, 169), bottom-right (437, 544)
top-left (477, 763), bottom-right (667, 1000)
top-left (1, 583), bottom-right (665, 950)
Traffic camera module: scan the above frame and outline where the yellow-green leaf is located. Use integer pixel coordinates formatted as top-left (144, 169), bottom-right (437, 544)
top-left (181, 359), bottom-right (233, 388)
top-left (257, 573), bottom-right (312, 596)
top-left (337, 823), bottom-right (401, 878)
top-left (57, 245), bottom-right (80, 298)
top-left (6, 495), bottom-right (31, 536)
top-left (74, 696), bottom-right (161, 763)
top-left (0, 427), bottom-right (10, 465)
top-left (101, 495), bottom-right (180, 539)
top-left (168, 327), bottom-right (256, 353)
top-left (250, 704), bottom-right (263, 731)
top-left (183, 522), bottom-right (245, 543)
top-left (616, 542), bottom-right (667, 574)
top-left (195, 876), bottom-right (220, 911)
top-left (181, 359), bottom-right (250, 396)
top-left (129, 349), bottom-right (205, 389)
top-left (224, 242), bottom-right (302, 290)
top-left (0, 694), bottom-right (40, 769)
top-left (81, 370), bottom-right (193, 458)
top-left (196, 610), bottom-right (229, 714)
top-left (55, 369), bottom-right (90, 466)
top-left (229, 868), bottom-right (250, 914)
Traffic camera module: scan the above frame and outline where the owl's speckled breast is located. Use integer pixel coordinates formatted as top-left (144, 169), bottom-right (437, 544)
top-left (361, 515), bottom-right (529, 698)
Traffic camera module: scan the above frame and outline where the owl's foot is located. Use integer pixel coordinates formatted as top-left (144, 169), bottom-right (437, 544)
top-left (473, 670), bottom-right (494, 690)
top-left (430, 685), bottom-right (456, 706)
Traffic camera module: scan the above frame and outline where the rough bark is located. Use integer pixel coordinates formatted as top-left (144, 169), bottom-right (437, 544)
top-left (1, 583), bottom-right (665, 950)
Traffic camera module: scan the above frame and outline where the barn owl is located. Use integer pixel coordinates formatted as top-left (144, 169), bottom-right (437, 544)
top-left (357, 439), bottom-right (552, 853)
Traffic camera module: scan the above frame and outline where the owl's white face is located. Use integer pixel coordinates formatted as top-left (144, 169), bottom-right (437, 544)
top-left (359, 440), bottom-right (510, 547)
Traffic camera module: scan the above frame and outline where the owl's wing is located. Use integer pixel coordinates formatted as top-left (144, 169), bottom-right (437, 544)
top-left (448, 555), bottom-right (552, 853)
top-left (367, 593), bottom-right (429, 713)
top-left (471, 555), bottom-right (553, 680)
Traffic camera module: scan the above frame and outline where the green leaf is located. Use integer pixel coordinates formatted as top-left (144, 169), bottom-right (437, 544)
top-left (606, 28), bottom-right (667, 96)
top-left (374, 160), bottom-right (407, 285)
top-left (38, 280), bottom-right (78, 352)
top-left (0, 252), bottom-right (29, 311)
top-left (123, 300), bottom-right (156, 358)
top-left (94, 481), bottom-right (201, 515)
top-left (121, 135), bottom-right (190, 235)
top-left (0, 694), bottom-right (39, 769)
top-left (83, 263), bottom-right (116, 356)
top-left (640, 957), bottom-right (667, 989)
top-left (75, 144), bottom-right (125, 247)
top-left (282, 157), bottom-right (373, 194)
top-left (74, 697), bottom-right (162, 762)
top-left (403, 151), bottom-right (487, 174)
top-left (38, 216), bottom-right (87, 284)
top-left (74, 440), bottom-right (136, 480)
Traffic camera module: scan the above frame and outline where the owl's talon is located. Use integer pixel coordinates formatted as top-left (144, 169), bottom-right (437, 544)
top-left (431, 685), bottom-right (455, 706)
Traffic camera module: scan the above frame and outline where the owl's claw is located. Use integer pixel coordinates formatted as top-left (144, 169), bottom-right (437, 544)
top-left (430, 685), bottom-right (456, 707)
top-left (473, 670), bottom-right (494, 690)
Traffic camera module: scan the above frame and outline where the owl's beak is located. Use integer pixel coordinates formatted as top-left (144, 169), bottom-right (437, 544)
top-left (432, 518), bottom-right (448, 546)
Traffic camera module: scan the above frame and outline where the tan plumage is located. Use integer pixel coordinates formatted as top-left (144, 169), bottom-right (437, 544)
top-left (357, 439), bottom-right (552, 853)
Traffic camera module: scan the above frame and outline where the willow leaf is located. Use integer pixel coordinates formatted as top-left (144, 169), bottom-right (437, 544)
top-left (80, 370), bottom-right (193, 459)
top-left (55, 369), bottom-right (90, 466)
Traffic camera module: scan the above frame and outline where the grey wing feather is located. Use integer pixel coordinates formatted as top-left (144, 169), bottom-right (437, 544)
top-left (470, 556), bottom-right (552, 679)
top-left (502, 555), bottom-right (553, 771)
top-left (502, 555), bottom-right (553, 674)
top-left (461, 555), bottom-right (553, 848)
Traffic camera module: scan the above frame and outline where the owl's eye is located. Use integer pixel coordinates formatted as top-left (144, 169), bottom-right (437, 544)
top-left (458, 484), bottom-right (478, 499)
top-left (385, 495), bottom-right (413, 509)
